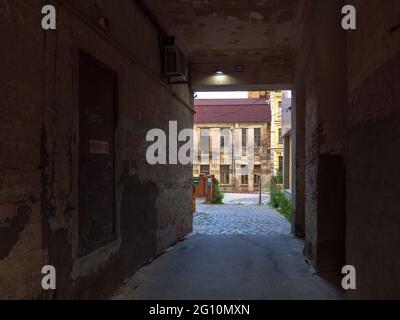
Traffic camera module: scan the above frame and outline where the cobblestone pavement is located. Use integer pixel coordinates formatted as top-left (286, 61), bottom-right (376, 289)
top-left (193, 193), bottom-right (291, 236)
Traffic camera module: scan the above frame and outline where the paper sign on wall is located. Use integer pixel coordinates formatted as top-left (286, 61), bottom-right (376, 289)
top-left (89, 140), bottom-right (109, 154)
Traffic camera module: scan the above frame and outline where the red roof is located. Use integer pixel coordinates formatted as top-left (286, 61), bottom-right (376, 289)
top-left (194, 99), bottom-right (271, 124)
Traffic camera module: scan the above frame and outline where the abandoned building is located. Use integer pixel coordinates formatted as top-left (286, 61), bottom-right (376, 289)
top-left (0, 0), bottom-right (400, 300)
top-left (193, 98), bottom-right (271, 192)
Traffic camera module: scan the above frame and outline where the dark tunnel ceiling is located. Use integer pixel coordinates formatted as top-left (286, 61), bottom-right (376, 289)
top-left (144, 0), bottom-right (303, 65)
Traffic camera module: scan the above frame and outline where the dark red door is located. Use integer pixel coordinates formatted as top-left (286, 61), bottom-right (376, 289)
top-left (78, 53), bottom-right (116, 257)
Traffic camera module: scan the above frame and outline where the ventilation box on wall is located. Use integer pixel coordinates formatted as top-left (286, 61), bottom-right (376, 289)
top-left (164, 45), bottom-right (189, 84)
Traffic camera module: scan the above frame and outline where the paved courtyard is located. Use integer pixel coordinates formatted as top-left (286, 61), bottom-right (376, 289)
top-left (193, 193), bottom-right (291, 236)
top-left (113, 234), bottom-right (342, 300)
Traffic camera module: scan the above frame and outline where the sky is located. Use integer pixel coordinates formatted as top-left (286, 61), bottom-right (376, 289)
top-left (195, 91), bottom-right (248, 100)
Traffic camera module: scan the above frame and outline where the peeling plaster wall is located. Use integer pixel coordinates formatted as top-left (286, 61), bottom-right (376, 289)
top-left (295, 0), bottom-right (347, 275)
top-left (295, 0), bottom-right (400, 298)
top-left (145, 0), bottom-right (298, 62)
top-left (0, 0), bottom-right (46, 299)
top-left (1, 0), bottom-right (193, 299)
top-left (346, 0), bottom-right (400, 299)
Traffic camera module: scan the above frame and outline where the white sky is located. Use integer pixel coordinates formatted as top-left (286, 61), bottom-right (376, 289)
top-left (195, 91), bottom-right (248, 100)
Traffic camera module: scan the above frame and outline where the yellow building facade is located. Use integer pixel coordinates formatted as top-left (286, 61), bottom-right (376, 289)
top-left (269, 92), bottom-right (284, 177)
top-left (249, 91), bottom-right (283, 177)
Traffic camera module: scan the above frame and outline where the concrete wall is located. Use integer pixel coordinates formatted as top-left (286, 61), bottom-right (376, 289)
top-left (0, 0), bottom-right (193, 299)
top-left (345, 0), bottom-right (400, 299)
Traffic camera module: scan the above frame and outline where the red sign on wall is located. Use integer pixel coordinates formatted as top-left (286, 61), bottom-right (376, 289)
top-left (89, 140), bottom-right (109, 154)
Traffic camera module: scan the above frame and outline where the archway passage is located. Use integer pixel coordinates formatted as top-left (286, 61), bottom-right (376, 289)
top-left (112, 87), bottom-right (344, 299)
top-left (191, 90), bottom-right (291, 237)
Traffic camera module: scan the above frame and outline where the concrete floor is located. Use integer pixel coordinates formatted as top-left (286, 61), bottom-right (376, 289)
top-left (112, 234), bottom-right (343, 300)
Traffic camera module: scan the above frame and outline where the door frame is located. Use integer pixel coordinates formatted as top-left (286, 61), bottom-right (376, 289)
top-left (70, 49), bottom-right (122, 277)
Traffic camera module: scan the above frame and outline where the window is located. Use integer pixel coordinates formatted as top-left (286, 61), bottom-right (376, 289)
top-left (220, 129), bottom-right (229, 148)
top-left (200, 165), bottom-right (210, 175)
top-left (220, 129), bottom-right (230, 161)
top-left (241, 165), bottom-right (249, 185)
top-left (220, 165), bottom-right (230, 184)
top-left (242, 129), bottom-right (248, 156)
top-left (242, 128), bottom-right (248, 147)
top-left (254, 128), bottom-right (261, 147)
top-left (278, 128), bottom-right (283, 144)
top-left (200, 128), bottom-right (210, 158)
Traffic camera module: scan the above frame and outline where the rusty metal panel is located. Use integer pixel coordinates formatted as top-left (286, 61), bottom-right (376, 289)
top-left (78, 53), bottom-right (116, 257)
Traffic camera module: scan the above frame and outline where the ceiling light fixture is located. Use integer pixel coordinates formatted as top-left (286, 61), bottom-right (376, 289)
top-left (215, 67), bottom-right (224, 75)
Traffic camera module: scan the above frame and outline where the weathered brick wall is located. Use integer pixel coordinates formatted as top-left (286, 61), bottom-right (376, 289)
top-left (346, 0), bottom-right (400, 299)
top-left (1, 0), bottom-right (193, 299)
